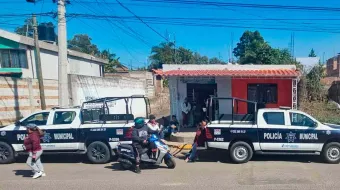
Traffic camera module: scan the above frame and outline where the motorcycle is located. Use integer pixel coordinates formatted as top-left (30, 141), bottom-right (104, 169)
top-left (117, 134), bottom-right (176, 170)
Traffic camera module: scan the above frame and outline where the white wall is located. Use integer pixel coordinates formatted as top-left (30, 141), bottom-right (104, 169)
top-left (20, 45), bottom-right (103, 80)
top-left (70, 75), bottom-right (147, 118)
top-left (69, 74), bottom-right (146, 105)
top-left (68, 56), bottom-right (101, 77)
top-left (40, 49), bottom-right (59, 80)
top-left (168, 76), bottom-right (233, 122)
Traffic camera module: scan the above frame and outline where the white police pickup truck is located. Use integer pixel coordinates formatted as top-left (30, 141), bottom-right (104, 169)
top-left (203, 97), bottom-right (340, 164)
top-left (0, 96), bottom-right (150, 164)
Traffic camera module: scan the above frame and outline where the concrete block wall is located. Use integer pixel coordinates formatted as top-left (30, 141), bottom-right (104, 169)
top-left (0, 74), bottom-right (147, 127)
top-left (0, 77), bottom-right (58, 126)
top-left (105, 71), bottom-right (155, 98)
top-left (69, 74), bottom-right (146, 106)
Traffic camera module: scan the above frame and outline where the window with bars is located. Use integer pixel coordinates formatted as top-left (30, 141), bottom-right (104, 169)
top-left (0, 49), bottom-right (28, 69)
top-left (247, 84), bottom-right (278, 104)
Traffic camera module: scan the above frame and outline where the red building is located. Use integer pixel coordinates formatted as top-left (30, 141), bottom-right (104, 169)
top-left (161, 64), bottom-right (300, 127)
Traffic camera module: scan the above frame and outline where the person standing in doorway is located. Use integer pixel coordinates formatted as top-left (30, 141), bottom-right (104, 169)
top-left (181, 97), bottom-right (191, 128)
top-left (23, 123), bottom-right (46, 179)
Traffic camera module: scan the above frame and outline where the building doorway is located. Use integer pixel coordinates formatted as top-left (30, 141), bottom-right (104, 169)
top-left (187, 83), bottom-right (217, 126)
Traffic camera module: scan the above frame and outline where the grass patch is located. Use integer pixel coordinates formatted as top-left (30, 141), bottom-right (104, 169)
top-left (300, 100), bottom-right (340, 124)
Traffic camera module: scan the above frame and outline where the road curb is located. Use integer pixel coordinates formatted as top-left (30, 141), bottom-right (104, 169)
top-left (166, 143), bottom-right (192, 150)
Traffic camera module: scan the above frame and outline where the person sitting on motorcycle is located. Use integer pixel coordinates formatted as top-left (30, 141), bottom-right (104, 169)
top-left (132, 117), bottom-right (152, 174)
top-left (146, 115), bottom-right (161, 159)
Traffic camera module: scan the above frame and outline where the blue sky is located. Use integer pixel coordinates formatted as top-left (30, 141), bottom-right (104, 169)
top-left (1, 0), bottom-right (340, 68)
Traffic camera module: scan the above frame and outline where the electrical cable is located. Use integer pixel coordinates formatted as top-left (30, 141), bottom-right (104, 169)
top-left (131, 0), bottom-right (340, 13)
top-left (64, 13), bottom-right (340, 33)
top-left (114, 0), bottom-right (167, 41)
top-left (72, 0), bottom-right (146, 64)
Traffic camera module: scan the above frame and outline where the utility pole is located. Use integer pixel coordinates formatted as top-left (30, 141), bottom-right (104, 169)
top-left (26, 23), bottom-right (29, 37)
top-left (57, 0), bottom-right (69, 107)
top-left (32, 15), bottom-right (46, 110)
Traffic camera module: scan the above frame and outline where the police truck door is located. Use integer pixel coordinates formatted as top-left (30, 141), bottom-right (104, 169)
top-left (38, 110), bottom-right (80, 151)
top-left (287, 111), bottom-right (321, 151)
top-left (258, 110), bottom-right (289, 151)
top-left (12, 111), bottom-right (50, 152)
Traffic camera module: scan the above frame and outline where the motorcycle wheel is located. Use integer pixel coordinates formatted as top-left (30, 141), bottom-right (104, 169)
top-left (164, 156), bottom-right (176, 169)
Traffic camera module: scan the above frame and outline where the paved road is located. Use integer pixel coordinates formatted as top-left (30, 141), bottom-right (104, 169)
top-left (0, 152), bottom-right (339, 190)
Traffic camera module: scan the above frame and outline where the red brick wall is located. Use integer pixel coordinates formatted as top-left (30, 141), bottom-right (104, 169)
top-left (327, 57), bottom-right (340, 77)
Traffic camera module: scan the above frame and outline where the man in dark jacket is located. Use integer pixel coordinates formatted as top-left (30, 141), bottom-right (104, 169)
top-left (185, 118), bottom-right (212, 162)
top-left (131, 117), bottom-right (152, 174)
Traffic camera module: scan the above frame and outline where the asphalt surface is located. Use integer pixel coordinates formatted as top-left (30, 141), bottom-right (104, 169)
top-left (0, 151), bottom-right (339, 190)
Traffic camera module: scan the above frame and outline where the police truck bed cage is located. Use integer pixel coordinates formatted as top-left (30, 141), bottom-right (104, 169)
top-left (81, 95), bottom-right (151, 124)
top-left (207, 97), bottom-right (258, 124)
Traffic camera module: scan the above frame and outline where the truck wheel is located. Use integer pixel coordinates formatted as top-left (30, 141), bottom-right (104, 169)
top-left (87, 141), bottom-right (111, 164)
top-left (322, 142), bottom-right (340, 164)
top-left (0, 142), bottom-right (15, 164)
top-left (229, 141), bottom-right (253, 164)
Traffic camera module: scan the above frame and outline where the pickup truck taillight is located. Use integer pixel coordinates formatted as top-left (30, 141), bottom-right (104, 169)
top-left (124, 127), bottom-right (133, 139)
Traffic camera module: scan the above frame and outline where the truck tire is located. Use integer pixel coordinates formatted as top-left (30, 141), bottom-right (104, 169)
top-left (322, 142), bottom-right (340, 164)
top-left (0, 141), bottom-right (15, 164)
top-left (229, 141), bottom-right (253, 164)
top-left (87, 141), bottom-right (111, 164)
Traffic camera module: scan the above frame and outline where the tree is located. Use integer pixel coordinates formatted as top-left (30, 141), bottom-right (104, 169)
top-left (233, 30), bottom-right (270, 64)
top-left (68, 34), bottom-right (100, 56)
top-left (233, 30), bottom-right (298, 66)
top-left (148, 42), bottom-right (175, 69)
top-left (209, 57), bottom-right (227, 64)
top-left (308, 48), bottom-right (317, 57)
top-left (101, 49), bottom-right (121, 73)
top-left (177, 47), bottom-right (193, 64)
top-left (192, 52), bottom-right (208, 64)
top-left (148, 41), bottom-right (226, 69)
top-left (306, 63), bottom-right (325, 101)
top-left (15, 18), bottom-right (34, 37)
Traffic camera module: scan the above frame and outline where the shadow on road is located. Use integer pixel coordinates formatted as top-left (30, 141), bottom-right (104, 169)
top-left (104, 162), bottom-right (169, 173)
top-left (175, 150), bottom-right (324, 164)
top-left (15, 155), bottom-right (90, 164)
top-left (13, 170), bottom-right (32, 178)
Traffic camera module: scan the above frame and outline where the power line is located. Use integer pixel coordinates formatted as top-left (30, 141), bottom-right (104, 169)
top-left (114, 0), bottom-right (167, 41)
top-left (64, 13), bottom-right (340, 33)
top-left (0, 12), bottom-right (54, 17)
top-left (65, 14), bottom-right (340, 22)
top-left (131, 0), bottom-right (340, 13)
top-left (73, 0), bottom-right (152, 47)
top-left (100, 0), bottom-right (152, 46)
top-left (71, 0), bottom-right (146, 64)
top-left (39, 0), bottom-right (45, 22)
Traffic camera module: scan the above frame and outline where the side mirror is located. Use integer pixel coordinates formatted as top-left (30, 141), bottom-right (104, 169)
top-left (15, 121), bottom-right (21, 126)
top-left (312, 122), bottom-right (318, 128)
